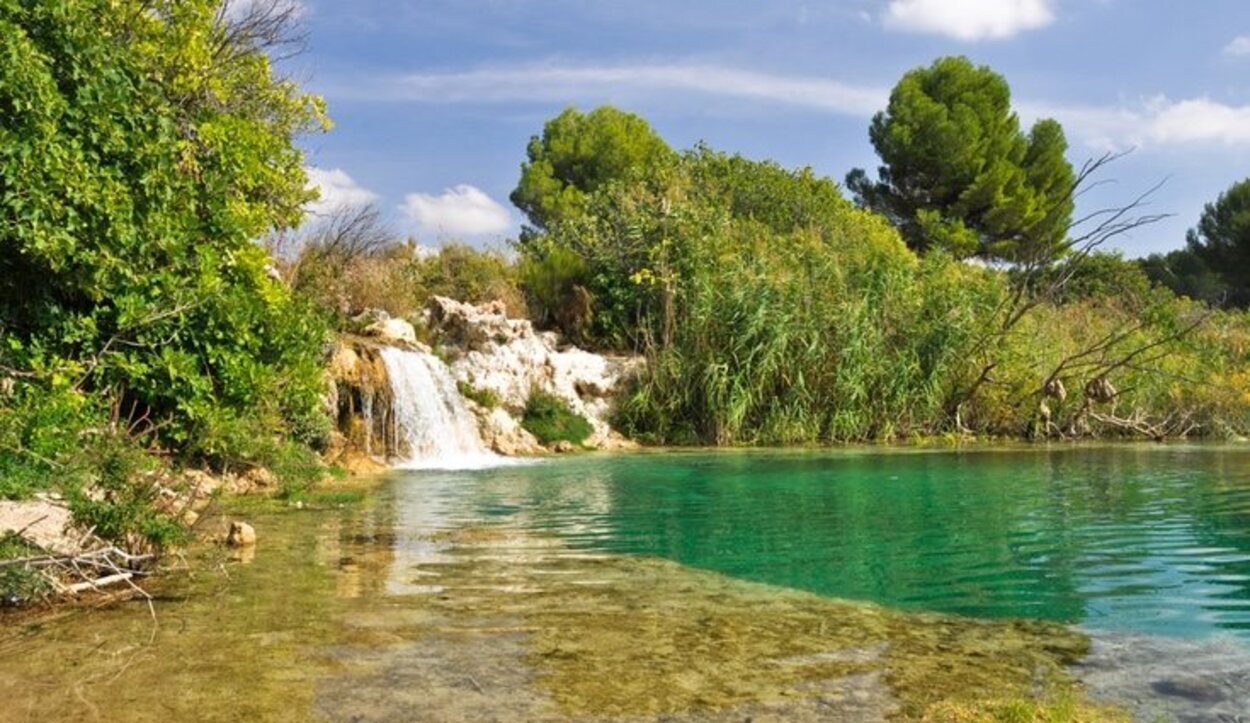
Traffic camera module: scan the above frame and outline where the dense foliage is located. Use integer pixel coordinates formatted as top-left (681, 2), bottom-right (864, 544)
top-left (1140, 247), bottom-right (1226, 306)
top-left (522, 390), bottom-right (594, 446)
top-left (511, 106), bottom-right (676, 231)
top-left (284, 224), bottom-right (528, 325)
top-left (0, 0), bottom-right (330, 546)
top-left (847, 57), bottom-right (1075, 263)
top-left (1185, 177), bottom-right (1250, 307)
top-left (507, 100), bottom-right (1250, 445)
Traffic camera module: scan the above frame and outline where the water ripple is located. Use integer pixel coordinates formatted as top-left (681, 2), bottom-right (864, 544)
top-left (393, 445), bottom-right (1250, 640)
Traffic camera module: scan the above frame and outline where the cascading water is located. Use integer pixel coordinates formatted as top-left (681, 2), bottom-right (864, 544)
top-left (377, 346), bottom-right (500, 469)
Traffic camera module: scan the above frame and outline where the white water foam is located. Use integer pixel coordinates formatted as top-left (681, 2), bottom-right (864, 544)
top-left (377, 346), bottom-right (508, 470)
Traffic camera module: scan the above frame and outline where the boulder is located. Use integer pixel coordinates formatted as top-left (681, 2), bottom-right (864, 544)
top-left (183, 469), bottom-right (224, 499)
top-left (364, 317), bottom-right (418, 347)
top-left (428, 296), bottom-right (529, 351)
top-left (242, 467), bottom-right (278, 493)
top-left (476, 407), bottom-right (544, 456)
top-left (227, 521), bottom-right (257, 547)
top-left (0, 497), bottom-right (78, 555)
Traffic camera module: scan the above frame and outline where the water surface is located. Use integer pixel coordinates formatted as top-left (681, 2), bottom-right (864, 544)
top-left (429, 445), bottom-right (1250, 639)
top-left (5, 444), bottom-right (1250, 722)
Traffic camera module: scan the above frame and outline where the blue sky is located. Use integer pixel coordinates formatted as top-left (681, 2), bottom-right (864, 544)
top-left (278, 0), bottom-right (1250, 257)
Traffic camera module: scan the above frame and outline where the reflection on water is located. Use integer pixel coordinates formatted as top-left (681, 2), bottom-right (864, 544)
top-left (436, 446), bottom-right (1250, 639)
top-left (4, 446), bottom-right (1250, 721)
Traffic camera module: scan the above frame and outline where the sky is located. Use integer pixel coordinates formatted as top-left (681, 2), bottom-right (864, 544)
top-left (279, 0), bottom-right (1250, 257)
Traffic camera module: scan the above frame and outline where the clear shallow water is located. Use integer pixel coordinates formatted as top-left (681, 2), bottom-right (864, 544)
top-left (7, 445), bottom-right (1250, 722)
top-left (413, 445), bottom-right (1250, 639)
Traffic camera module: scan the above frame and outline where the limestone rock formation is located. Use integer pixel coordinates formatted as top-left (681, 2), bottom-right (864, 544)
top-left (364, 317), bottom-right (419, 347)
top-left (324, 298), bottom-right (641, 461)
top-left (426, 296), bottom-right (641, 451)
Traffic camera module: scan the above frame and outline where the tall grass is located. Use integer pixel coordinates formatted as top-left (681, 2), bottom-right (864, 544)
top-left (614, 208), bottom-right (1250, 445)
top-left (616, 211), bottom-right (1003, 444)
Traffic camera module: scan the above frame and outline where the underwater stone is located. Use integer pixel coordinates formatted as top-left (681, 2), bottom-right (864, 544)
top-left (1149, 678), bottom-right (1227, 703)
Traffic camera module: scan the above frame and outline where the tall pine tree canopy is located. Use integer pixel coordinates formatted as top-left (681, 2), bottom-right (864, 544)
top-left (847, 56), bottom-right (1075, 263)
top-left (1187, 177), bottom-right (1250, 307)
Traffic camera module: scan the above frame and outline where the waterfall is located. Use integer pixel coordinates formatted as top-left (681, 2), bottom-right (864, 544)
top-left (377, 346), bottom-right (499, 470)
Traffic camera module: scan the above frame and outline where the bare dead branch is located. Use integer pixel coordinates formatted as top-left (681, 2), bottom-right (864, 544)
top-left (213, 0), bottom-right (308, 65)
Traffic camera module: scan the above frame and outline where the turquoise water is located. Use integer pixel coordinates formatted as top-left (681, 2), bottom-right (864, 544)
top-left (404, 445), bottom-right (1250, 639)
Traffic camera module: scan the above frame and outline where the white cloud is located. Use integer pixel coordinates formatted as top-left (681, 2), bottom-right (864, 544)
top-left (1224, 35), bottom-right (1250, 57)
top-left (1024, 96), bottom-right (1250, 150)
top-left (400, 185), bottom-right (513, 238)
top-left (335, 59), bottom-right (1250, 151)
top-left (883, 0), bottom-right (1054, 41)
top-left (338, 63), bottom-right (888, 118)
top-left (304, 167), bottom-right (379, 216)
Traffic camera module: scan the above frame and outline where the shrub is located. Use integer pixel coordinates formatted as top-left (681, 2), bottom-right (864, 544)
top-left (289, 233), bottom-right (528, 325)
top-left (413, 243), bottom-right (527, 315)
top-left (0, 534), bottom-right (51, 607)
top-left (522, 390), bottom-right (593, 445)
top-left (457, 380), bottom-right (501, 409)
top-left (0, 1), bottom-right (334, 554)
top-left (519, 245), bottom-right (594, 342)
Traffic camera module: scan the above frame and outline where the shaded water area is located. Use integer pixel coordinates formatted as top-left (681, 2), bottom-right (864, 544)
top-left (4, 445), bottom-right (1250, 721)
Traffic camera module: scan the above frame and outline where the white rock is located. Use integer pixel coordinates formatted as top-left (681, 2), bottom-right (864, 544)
top-left (0, 499), bottom-right (78, 555)
top-left (426, 296), bottom-right (643, 450)
top-left (364, 318), bottom-right (418, 347)
top-left (227, 521), bottom-right (256, 547)
top-left (477, 407), bottom-right (544, 456)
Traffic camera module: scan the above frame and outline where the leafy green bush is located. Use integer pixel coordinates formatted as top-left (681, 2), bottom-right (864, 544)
top-left (290, 236), bottom-right (528, 325)
top-left (65, 431), bottom-right (184, 551)
top-left (519, 245), bottom-right (594, 342)
top-left (522, 390), bottom-right (593, 446)
top-left (0, 1), bottom-right (335, 550)
top-left (457, 380), bottom-right (501, 409)
top-left (0, 534), bottom-right (50, 607)
top-left (0, 379), bottom-right (185, 549)
top-left (413, 243), bottom-right (528, 315)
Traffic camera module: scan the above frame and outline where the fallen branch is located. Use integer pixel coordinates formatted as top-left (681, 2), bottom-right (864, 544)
top-left (64, 572), bottom-right (135, 595)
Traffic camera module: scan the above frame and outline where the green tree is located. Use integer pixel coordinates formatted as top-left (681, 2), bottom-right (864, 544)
top-left (510, 106), bottom-right (675, 230)
top-left (0, 0), bottom-right (331, 470)
top-left (684, 143), bottom-right (852, 234)
top-left (847, 57), bottom-right (1075, 262)
top-left (1041, 252), bottom-right (1152, 304)
top-left (1186, 178), bottom-right (1250, 306)
top-left (1140, 248), bottom-right (1226, 306)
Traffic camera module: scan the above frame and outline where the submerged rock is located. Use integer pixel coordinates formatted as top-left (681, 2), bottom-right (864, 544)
top-left (1150, 678), bottom-right (1227, 703)
top-left (1077, 631), bottom-right (1250, 721)
top-left (227, 521), bottom-right (257, 547)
